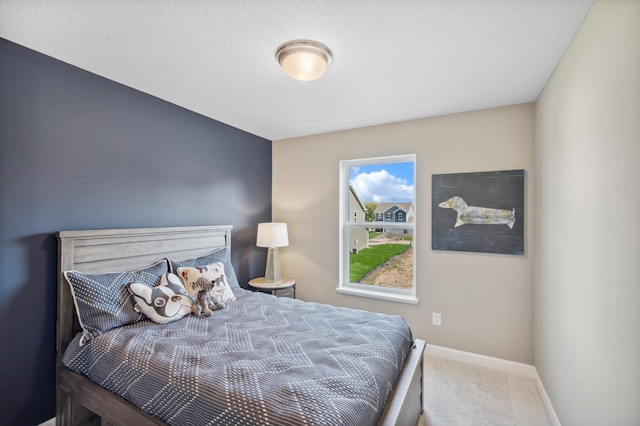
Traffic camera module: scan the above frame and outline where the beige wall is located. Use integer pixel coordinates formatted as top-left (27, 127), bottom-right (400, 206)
top-left (535, 0), bottom-right (640, 424)
top-left (273, 103), bottom-right (535, 364)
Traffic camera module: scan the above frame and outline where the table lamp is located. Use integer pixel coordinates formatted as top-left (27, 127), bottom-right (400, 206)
top-left (256, 222), bottom-right (289, 283)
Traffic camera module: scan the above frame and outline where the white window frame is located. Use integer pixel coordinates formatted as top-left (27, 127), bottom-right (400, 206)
top-left (337, 154), bottom-right (418, 304)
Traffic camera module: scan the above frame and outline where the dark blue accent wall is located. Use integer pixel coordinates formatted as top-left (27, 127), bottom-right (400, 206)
top-left (0, 38), bottom-right (272, 425)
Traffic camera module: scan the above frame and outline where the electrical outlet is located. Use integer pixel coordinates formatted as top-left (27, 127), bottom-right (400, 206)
top-left (432, 312), bottom-right (442, 326)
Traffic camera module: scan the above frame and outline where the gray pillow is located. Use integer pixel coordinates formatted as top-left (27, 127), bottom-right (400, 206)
top-left (64, 260), bottom-right (168, 345)
top-left (168, 246), bottom-right (240, 289)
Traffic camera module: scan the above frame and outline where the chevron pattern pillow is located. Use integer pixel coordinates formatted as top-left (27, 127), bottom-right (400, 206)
top-left (64, 260), bottom-right (168, 345)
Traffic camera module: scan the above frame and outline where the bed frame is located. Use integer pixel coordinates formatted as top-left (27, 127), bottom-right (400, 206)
top-left (56, 225), bottom-right (425, 426)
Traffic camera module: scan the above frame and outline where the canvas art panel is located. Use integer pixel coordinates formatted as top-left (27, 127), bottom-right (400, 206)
top-left (432, 169), bottom-right (524, 255)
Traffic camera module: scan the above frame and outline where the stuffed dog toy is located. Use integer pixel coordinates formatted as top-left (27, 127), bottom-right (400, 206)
top-left (190, 278), bottom-right (224, 317)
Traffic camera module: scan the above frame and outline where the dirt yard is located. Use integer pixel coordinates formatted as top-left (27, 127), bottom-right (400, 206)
top-left (359, 247), bottom-right (414, 289)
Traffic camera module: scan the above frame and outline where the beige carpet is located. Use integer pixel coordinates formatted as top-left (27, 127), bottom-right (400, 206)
top-left (420, 355), bottom-right (551, 426)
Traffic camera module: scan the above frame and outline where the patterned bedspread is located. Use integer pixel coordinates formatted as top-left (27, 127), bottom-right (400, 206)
top-left (62, 288), bottom-right (413, 426)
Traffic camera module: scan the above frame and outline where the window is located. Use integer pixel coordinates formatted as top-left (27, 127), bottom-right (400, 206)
top-left (338, 155), bottom-right (417, 304)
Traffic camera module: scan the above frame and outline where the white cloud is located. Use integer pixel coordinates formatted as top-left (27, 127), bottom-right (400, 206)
top-left (351, 169), bottom-right (413, 202)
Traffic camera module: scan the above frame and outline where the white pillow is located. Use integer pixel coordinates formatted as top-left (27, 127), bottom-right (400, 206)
top-left (129, 273), bottom-right (193, 324)
top-left (176, 262), bottom-right (236, 303)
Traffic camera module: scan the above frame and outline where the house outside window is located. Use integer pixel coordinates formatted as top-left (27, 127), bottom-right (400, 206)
top-left (338, 155), bottom-right (417, 304)
top-left (348, 185), bottom-right (367, 254)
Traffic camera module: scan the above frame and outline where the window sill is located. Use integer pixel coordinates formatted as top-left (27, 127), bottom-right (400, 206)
top-left (335, 287), bottom-right (419, 305)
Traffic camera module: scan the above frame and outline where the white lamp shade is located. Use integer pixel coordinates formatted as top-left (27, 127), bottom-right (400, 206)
top-left (256, 223), bottom-right (289, 248)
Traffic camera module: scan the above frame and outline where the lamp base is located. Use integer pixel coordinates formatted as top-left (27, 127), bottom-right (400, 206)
top-left (264, 247), bottom-right (282, 283)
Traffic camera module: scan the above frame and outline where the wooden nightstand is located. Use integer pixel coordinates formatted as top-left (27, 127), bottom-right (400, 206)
top-left (249, 277), bottom-right (296, 299)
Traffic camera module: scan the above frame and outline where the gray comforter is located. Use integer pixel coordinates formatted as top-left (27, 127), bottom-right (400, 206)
top-left (63, 288), bottom-right (413, 426)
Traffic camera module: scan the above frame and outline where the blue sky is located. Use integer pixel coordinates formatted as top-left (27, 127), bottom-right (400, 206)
top-left (349, 162), bottom-right (414, 203)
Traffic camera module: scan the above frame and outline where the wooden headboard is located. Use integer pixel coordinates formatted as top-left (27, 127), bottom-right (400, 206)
top-left (56, 225), bottom-right (233, 354)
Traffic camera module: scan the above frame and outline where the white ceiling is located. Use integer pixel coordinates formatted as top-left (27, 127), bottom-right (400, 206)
top-left (0, 0), bottom-right (594, 141)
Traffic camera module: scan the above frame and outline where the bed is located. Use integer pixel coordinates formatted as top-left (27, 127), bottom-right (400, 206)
top-left (56, 225), bottom-right (425, 425)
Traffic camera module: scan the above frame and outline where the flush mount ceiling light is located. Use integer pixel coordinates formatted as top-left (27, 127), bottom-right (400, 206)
top-left (276, 40), bottom-right (333, 81)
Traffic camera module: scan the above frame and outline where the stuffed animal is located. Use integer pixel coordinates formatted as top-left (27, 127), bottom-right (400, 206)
top-left (190, 277), bottom-right (224, 317)
top-left (177, 263), bottom-right (236, 304)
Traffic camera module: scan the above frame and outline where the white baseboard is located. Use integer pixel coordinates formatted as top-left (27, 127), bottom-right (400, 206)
top-left (425, 344), bottom-right (560, 425)
top-left (425, 344), bottom-right (536, 377)
top-left (38, 418), bottom-right (55, 426)
top-left (533, 369), bottom-right (562, 426)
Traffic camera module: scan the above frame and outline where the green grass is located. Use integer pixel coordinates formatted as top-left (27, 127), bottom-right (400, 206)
top-left (368, 231), bottom-right (382, 239)
top-left (349, 244), bottom-right (410, 282)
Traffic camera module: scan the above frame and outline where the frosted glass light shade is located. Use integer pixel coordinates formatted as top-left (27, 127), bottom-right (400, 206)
top-left (276, 40), bottom-right (333, 81)
top-left (256, 223), bottom-right (289, 248)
